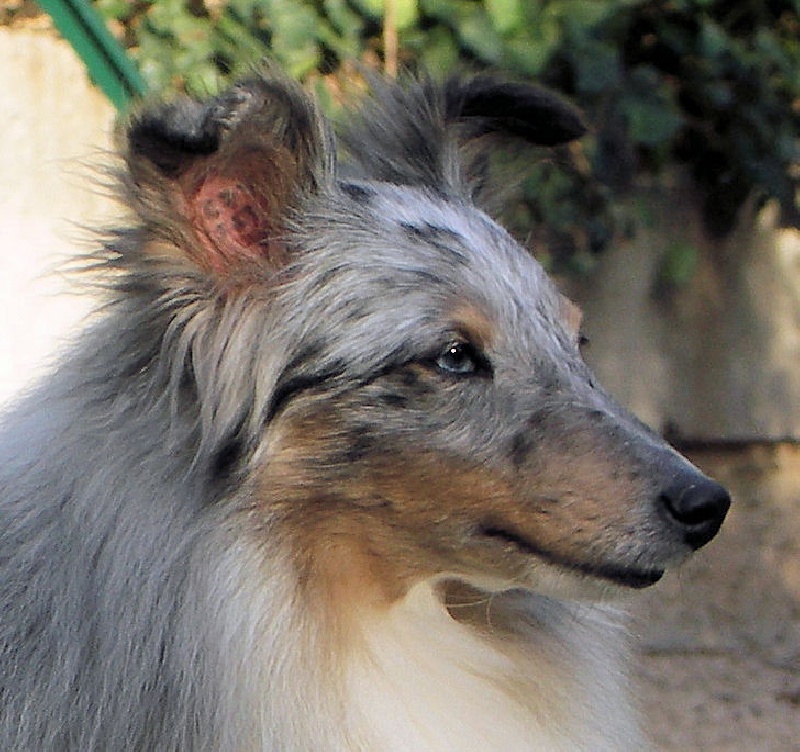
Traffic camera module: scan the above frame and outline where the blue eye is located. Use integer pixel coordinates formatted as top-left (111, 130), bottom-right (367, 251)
top-left (436, 342), bottom-right (480, 375)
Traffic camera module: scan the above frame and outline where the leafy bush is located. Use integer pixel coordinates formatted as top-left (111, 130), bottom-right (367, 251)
top-left (95, 0), bottom-right (799, 272)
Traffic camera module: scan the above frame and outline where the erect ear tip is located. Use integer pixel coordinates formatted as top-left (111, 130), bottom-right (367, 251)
top-left (447, 76), bottom-right (588, 147)
top-left (126, 71), bottom-right (324, 179)
top-left (120, 70), bottom-right (330, 278)
top-left (125, 97), bottom-right (222, 178)
top-left (542, 91), bottom-right (587, 142)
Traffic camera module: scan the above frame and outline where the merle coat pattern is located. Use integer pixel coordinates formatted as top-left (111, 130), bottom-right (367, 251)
top-left (0, 69), bottom-right (729, 751)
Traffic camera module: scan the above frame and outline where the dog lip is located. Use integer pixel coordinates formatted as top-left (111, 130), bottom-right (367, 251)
top-left (477, 524), bottom-right (664, 589)
top-left (582, 563), bottom-right (664, 589)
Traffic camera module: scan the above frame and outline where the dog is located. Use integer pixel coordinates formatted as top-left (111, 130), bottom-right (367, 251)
top-left (0, 68), bottom-right (729, 750)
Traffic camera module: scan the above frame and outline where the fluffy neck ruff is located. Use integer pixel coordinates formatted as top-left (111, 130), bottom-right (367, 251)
top-left (345, 582), bottom-right (645, 752)
top-left (213, 539), bottom-right (647, 752)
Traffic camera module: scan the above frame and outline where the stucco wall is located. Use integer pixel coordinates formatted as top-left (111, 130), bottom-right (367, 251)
top-left (572, 183), bottom-right (800, 442)
top-left (0, 27), bottom-right (118, 406)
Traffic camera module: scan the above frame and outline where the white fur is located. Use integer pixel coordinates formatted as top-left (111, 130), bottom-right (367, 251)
top-left (212, 536), bottom-right (649, 752)
top-left (351, 584), bottom-right (648, 751)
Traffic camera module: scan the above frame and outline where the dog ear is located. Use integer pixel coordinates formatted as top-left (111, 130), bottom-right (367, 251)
top-left (122, 72), bottom-right (332, 277)
top-left (445, 75), bottom-right (586, 211)
top-left (443, 75), bottom-right (586, 147)
top-left (339, 74), bottom-right (584, 199)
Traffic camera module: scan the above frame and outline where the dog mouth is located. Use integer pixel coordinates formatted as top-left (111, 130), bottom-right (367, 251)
top-left (477, 524), bottom-right (664, 589)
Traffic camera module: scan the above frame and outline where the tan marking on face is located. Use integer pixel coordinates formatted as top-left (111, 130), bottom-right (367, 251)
top-left (249, 396), bottom-right (659, 619)
top-left (509, 441), bottom-right (647, 559)
top-left (250, 412), bottom-right (528, 612)
top-left (449, 301), bottom-right (495, 350)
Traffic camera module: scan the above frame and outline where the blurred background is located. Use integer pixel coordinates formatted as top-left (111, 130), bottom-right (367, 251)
top-left (1, 1), bottom-right (798, 748)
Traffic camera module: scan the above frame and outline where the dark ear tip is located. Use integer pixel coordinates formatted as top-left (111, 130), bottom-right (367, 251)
top-left (541, 105), bottom-right (587, 145)
top-left (447, 75), bottom-right (588, 147)
top-left (126, 98), bottom-right (221, 175)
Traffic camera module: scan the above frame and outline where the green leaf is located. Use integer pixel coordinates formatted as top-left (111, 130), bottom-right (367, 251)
top-left (634, 197), bottom-right (656, 229)
top-left (228, 0), bottom-right (260, 16)
top-left (622, 68), bottom-right (683, 147)
top-left (699, 20), bottom-right (728, 60)
top-left (658, 242), bottom-right (698, 287)
top-left (351, 0), bottom-right (419, 30)
top-left (456, 6), bottom-right (503, 64)
top-left (418, 0), bottom-right (459, 23)
top-left (416, 26), bottom-right (459, 72)
top-left (623, 98), bottom-right (683, 146)
top-left (504, 16), bottom-right (561, 76)
top-left (571, 40), bottom-right (621, 94)
top-left (323, 0), bottom-right (365, 39)
top-left (94, 0), bottom-right (133, 21)
top-left (485, 0), bottom-right (523, 35)
top-left (558, 0), bottom-right (615, 33)
top-left (265, 2), bottom-right (322, 78)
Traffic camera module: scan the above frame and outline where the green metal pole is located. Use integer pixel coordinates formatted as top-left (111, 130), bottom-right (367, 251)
top-left (36, 0), bottom-right (147, 111)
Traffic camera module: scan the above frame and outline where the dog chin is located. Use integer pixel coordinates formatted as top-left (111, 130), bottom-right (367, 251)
top-left (537, 564), bottom-right (664, 601)
top-left (453, 560), bottom-right (666, 604)
top-left (473, 525), bottom-right (671, 600)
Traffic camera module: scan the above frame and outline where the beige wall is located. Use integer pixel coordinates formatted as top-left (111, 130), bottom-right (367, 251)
top-left (573, 182), bottom-right (800, 442)
top-left (0, 27), bottom-right (119, 405)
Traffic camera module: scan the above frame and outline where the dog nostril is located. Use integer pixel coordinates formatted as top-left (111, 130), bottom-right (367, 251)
top-left (660, 476), bottom-right (731, 550)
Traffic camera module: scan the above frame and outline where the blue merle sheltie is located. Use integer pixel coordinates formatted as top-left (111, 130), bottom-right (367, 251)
top-left (0, 67), bottom-right (729, 751)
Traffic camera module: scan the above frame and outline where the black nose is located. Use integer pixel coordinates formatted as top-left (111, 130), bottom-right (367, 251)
top-left (660, 473), bottom-right (731, 550)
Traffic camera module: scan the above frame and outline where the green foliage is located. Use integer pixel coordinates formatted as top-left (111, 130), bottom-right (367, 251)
top-left (656, 240), bottom-right (700, 292)
top-left (95, 0), bottom-right (799, 273)
top-left (352, 0), bottom-right (419, 30)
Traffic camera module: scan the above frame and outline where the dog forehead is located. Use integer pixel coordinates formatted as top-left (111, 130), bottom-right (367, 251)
top-left (343, 184), bottom-right (548, 281)
top-left (293, 183), bottom-right (570, 355)
top-left (283, 185), bottom-right (575, 382)
top-left (364, 185), bottom-right (564, 325)
top-left (370, 184), bottom-right (509, 250)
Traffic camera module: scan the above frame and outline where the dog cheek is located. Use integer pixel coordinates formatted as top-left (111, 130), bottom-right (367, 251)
top-left (255, 411), bottom-right (528, 591)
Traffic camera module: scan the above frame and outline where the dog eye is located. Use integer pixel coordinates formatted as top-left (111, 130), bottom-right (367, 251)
top-left (436, 342), bottom-right (482, 376)
top-left (578, 332), bottom-right (590, 351)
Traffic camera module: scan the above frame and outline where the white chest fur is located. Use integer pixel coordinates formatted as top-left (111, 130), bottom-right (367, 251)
top-left (342, 583), bottom-right (648, 752)
top-left (213, 545), bottom-right (649, 751)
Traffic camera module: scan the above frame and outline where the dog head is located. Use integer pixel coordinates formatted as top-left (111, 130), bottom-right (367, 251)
top-left (121, 69), bottom-right (729, 604)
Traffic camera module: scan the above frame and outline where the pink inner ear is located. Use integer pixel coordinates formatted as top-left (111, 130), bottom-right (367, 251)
top-left (187, 172), bottom-right (289, 275)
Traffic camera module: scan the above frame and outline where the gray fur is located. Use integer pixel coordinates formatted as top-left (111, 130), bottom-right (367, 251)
top-left (0, 69), bottom-right (727, 750)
